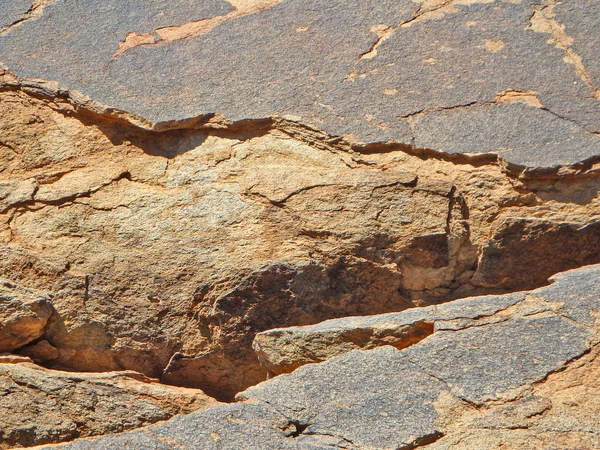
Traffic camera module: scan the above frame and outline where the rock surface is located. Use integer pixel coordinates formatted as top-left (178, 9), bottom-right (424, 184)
top-left (0, 279), bottom-right (53, 353)
top-left (0, 1), bottom-right (599, 448)
top-left (0, 362), bottom-right (218, 449)
top-left (254, 264), bottom-right (600, 375)
top-left (1, 0), bottom-right (600, 169)
top-left (0, 86), bottom-right (597, 401)
top-left (41, 264), bottom-right (600, 449)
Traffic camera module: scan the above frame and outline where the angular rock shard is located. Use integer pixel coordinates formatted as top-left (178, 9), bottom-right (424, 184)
top-left (0, 279), bottom-right (53, 353)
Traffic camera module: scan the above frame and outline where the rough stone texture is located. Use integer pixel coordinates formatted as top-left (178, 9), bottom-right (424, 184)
top-left (0, 0), bottom-right (32, 31)
top-left (254, 263), bottom-right (600, 376)
top-left (0, 362), bottom-right (218, 448)
top-left (1, 0), bottom-right (600, 169)
top-left (17, 340), bottom-right (59, 363)
top-left (44, 264), bottom-right (600, 449)
top-left (0, 86), bottom-right (597, 403)
top-left (0, 1), bottom-right (599, 447)
top-left (254, 292), bottom-right (524, 375)
top-left (0, 279), bottom-right (53, 353)
top-left (472, 218), bottom-right (600, 289)
top-left (255, 265), bottom-right (600, 378)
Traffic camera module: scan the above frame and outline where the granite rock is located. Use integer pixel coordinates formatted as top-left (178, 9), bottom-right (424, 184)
top-left (0, 362), bottom-right (219, 448)
top-left (43, 264), bottom-right (600, 449)
top-left (1, 0), bottom-right (599, 169)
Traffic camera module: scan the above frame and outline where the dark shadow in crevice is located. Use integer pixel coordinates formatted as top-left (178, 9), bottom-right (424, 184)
top-left (71, 108), bottom-right (274, 158)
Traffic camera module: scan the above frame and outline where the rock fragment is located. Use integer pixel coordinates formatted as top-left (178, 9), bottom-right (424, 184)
top-left (43, 264), bottom-right (600, 450)
top-left (0, 363), bottom-right (218, 448)
top-left (0, 279), bottom-right (53, 353)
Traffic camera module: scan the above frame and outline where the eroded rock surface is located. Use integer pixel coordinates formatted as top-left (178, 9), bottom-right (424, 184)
top-left (0, 87), bottom-right (597, 402)
top-left (0, 362), bottom-right (218, 449)
top-left (254, 265), bottom-right (600, 375)
top-left (1, 0), bottom-right (600, 169)
top-left (43, 264), bottom-right (600, 449)
top-left (0, 279), bottom-right (53, 353)
top-left (0, 1), bottom-right (599, 447)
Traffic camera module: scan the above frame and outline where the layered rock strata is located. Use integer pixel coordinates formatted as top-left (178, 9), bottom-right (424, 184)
top-left (0, 86), bottom-right (597, 401)
top-left (41, 264), bottom-right (600, 449)
top-left (0, 0), bottom-right (599, 447)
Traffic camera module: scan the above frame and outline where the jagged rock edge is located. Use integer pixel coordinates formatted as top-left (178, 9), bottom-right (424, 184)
top-left (2, 73), bottom-right (599, 180)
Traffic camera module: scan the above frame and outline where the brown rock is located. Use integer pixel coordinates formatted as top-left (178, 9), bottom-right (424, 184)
top-left (18, 340), bottom-right (59, 363)
top-left (0, 363), bottom-right (218, 448)
top-left (0, 279), bottom-right (53, 353)
top-left (0, 88), bottom-right (598, 401)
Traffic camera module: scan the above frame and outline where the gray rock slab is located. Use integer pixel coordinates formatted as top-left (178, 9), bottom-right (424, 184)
top-left (238, 346), bottom-right (448, 450)
top-left (253, 292), bottom-right (525, 373)
top-left (1, 0), bottom-right (599, 168)
top-left (0, 0), bottom-right (31, 31)
top-left (401, 315), bottom-right (592, 403)
top-left (533, 263), bottom-right (600, 327)
top-left (555, 0), bottom-right (600, 89)
top-left (47, 401), bottom-right (327, 449)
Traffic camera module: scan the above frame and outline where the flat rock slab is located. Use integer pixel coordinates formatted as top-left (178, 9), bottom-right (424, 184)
top-left (44, 264), bottom-right (600, 449)
top-left (1, 0), bottom-right (599, 168)
top-left (255, 264), bottom-right (600, 376)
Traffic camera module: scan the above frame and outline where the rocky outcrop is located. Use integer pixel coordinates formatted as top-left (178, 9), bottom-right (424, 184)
top-left (253, 264), bottom-right (600, 375)
top-left (0, 0), bottom-right (599, 447)
top-left (41, 264), bottom-right (600, 449)
top-left (253, 292), bottom-right (523, 376)
top-left (2, 1), bottom-right (600, 172)
top-left (0, 279), bottom-right (53, 353)
top-left (0, 361), bottom-right (218, 448)
top-left (0, 86), bottom-right (597, 402)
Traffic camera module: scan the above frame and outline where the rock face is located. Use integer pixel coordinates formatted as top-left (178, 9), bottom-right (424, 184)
top-left (43, 264), bottom-right (600, 449)
top-left (254, 262), bottom-right (600, 375)
top-left (0, 362), bottom-right (218, 449)
top-left (0, 83), bottom-right (600, 399)
top-left (0, 86), bottom-right (597, 403)
top-left (1, 0), bottom-right (600, 170)
top-left (253, 292), bottom-right (524, 376)
top-left (0, 279), bottom-right (53, 353)
top-left (0, 0), bottom-right (599, 448)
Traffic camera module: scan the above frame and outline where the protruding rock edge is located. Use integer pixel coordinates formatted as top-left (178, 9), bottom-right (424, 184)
top-left (2, 71), bottom-right (599, 179)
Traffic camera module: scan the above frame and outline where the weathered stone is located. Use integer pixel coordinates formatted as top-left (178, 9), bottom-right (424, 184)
top-left (1, 0), bottom-right (599, 169)
top-left (0, 0), bottom-right (31, 31)
top-left (472, 218), bottom-right (600, 290)
top-left (18, 339), bottom-right (59, 362)
top-left (0, 279), bottom-right (53, 353)
top-left (254, 292), bottom-right (525, 375)
top-left (0, 3), bottom-right (600, 445)
top-left (45, 264), bottom-right (600, 449)
top-left (402, 314), bottom-right (591, 403)
top-left (44, 403), bottom-right (296, 450)
top-left (255, 265), bottom-right (600, 377)
top-left (0, 362), bottom-right (218, 448)
top-left (0, 87), bottom-right (597, 402)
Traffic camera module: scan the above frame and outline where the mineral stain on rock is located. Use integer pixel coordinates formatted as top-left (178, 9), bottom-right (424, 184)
top-left (0, 0), bottom-right (599, 448)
